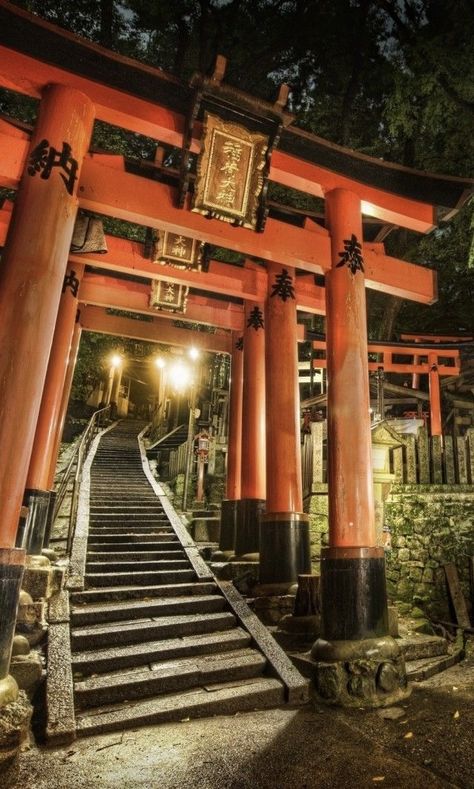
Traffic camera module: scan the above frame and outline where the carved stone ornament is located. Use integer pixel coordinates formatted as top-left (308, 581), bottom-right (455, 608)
top-left (149, 279), bottom-right (189, 314)
top-left (192, 112), bottom-right (268, 230)
top-left (152, 230), bottom-right (203, 271)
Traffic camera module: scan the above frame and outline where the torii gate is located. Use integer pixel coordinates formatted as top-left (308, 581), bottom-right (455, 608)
top-left (312, 338), bottom-right (462, 436)
top-left (0, 1), bottom-right (472, 708)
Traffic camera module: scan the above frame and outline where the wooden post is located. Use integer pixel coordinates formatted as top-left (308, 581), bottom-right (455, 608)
top-left (233, 297), bottom-right (266, 558)
top-left (428, 354), bottom-right (442, 437)
top-left (0, 84), bottom-right (94, 699)
top-left (46, 318), bottom-right (82, 489)
top-left (314, 188), bottom-right (389, 645)
top-left (259, 260), bottom-right (310, 588)
top-left (21, 265), bottom-right (84, 554)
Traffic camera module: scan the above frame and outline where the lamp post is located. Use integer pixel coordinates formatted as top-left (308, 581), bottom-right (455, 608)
top-left (181, 347), bottom-right (201, 512)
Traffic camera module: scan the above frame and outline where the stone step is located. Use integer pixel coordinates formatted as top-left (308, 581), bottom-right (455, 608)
top-left (74, 649), bottom-right (266, 708)
top-left (87, 535), bottom-right (178, 546)
top-left (398, 634), bottom-right (449, 661)
top-left (75, 677), bottom-right (284, 736)
top-left (89, 513), bottom-right (167, 520)
top-left (405, 650), bottom-right (463, 682)
top-left (86, 540), bottom-right (180, 553)
top-left (89, 505), bottom-right (162, 510)
top-left (86, 550), bottom-right (185, 563)
top-left (70, 581), bottom-right (218, 605)
top-left (85, 559), bottom-right (190, 573)
top-left (71, 611), bottom-right (237, 650)
top-left (71, 594), bottom-right (225, 626)
top-left (88, 525), bottom-right (172, 534)
top-left (85, 568), bottom-right (196, 587)
top-left (72, 627), bottom-right (253, 674)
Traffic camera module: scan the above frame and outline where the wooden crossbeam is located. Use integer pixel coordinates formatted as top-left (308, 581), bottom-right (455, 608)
top-left (312, 340), bottom-right (461, 376)
top-left (79, 273), bottom-right (244, 331)
top-left (0, 204), bottom-right (325, 316)
top-left (1, 6), bottom-right (470, 231)
top-left (79, 305), bottom-right (233, 353)
top-left (0, 133), bottom-right (437, 304)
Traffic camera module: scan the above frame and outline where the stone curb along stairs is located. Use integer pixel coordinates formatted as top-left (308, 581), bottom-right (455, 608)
top-left (46, 420), bottom-right (309, 743)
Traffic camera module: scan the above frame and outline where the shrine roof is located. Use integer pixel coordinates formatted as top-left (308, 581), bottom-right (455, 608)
top-left (1, 1), bottom-right (472, 220)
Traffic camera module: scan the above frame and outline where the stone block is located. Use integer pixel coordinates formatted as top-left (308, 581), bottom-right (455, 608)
top-left (10, 651), bottom-right (43, 697)
top-left (15, 600), bottom-right (47, 647)
top-left (0, 691), bottom-right (32, 768)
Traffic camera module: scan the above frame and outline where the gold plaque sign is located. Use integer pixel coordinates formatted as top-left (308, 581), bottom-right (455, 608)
top-left (149, 280), bottom-right (189, 314)
top-left (192, 113), bottom-right (268, 229)
top-left (153, 230), bottom-right (203, 271)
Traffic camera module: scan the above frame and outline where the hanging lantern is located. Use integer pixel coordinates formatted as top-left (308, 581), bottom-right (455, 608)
top-left (149, 279), bottom-right (189, 313)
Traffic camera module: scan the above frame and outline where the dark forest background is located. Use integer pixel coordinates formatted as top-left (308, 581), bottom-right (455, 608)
top-left (3, 0), bottom-right (474, 347)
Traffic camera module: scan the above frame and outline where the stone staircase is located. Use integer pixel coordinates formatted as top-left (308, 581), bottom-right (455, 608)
top-left (67, 420), bottom-right (306, 737)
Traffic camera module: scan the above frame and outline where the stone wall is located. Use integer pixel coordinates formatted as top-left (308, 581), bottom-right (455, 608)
top-left (385, 485), bottom-right (474, 620)
top-left (306, 485), bottom-right (474, 621)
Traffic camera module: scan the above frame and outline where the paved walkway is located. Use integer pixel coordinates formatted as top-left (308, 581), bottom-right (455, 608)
top-left (4, 656), bottom-right (474, 788)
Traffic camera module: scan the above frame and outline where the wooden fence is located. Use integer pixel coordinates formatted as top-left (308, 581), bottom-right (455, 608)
top-left (301, 421), bottom-right (474, 496)
top-left (168, 441), bottom-right (189, 481)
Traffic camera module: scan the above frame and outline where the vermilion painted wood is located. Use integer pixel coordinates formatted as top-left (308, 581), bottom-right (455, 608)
top-left (428, 353), bottom-right (443, 437)
top-left (226, 338), bottom-right (243, 501)
top-left (79, 274), bottom-right (246, 331)
top-left (0, 204), bottom-right (326, 315)
top-left (26, 265), bottom-right (85, 491)
top-left (79, 305), bottom-right (232, 354)
top-left (264, 262), bottom-right (302, 513)
top-left (47, 321), bottom-right (82, 488)
top-left (241, 298), bottom-right (266, 500)
top-left (325, 189), bottom-right (375, 549)
top-left (0, 85), bottom-right (94, 549)
top-left (0, 26), bottom-right (457, 232)
top-left (0, 137), bottom-right (438, 304)
top-left (312, 340), bottom-right (460, 376)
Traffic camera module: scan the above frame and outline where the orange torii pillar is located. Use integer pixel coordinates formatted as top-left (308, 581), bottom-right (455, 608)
top-left (233, 301), bottom-right (266, 559)
top-left (46, 317), bottom-right (83, 491)
top-left (19, 265), bottom-right (85, 555)
top-left (428, 353), bottom-right (442, 437)
top-left (260, 261), bottom-right (311, 589)
top-left (311, 189), bottom-right (406, 705)
top-left (217, 335), bottom-right (243, 558)
top-left (0, 85), bottom-right (94, 705)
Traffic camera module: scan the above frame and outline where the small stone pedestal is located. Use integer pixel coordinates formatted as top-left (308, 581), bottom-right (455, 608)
top-left (0, 689), bottom-right (32, 767)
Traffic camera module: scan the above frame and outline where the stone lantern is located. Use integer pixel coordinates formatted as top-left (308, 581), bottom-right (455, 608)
top-left (371, 421), bottom-right (403, 547)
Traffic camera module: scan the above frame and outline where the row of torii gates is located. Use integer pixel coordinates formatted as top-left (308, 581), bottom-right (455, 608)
top-left (0, 2), bottom-right (473, 706)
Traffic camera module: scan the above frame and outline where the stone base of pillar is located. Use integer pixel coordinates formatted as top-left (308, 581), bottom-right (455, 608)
top-left (233, 498), bottom-right (265, 558)
top-left (17, 489), bottom-right (51, 555)
top-left (213, 499), bottom-right (239, 559)
top-left (0, 548), bottom-right (25, 692)
top-left (297, 635), bottom-right (410, 707)
top-left (295, 544), bottom-right (409, 707)
top-left (258, 512), bottom-right (311, 589)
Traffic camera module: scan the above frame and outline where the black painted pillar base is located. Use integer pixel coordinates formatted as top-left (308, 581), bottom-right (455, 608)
top-left (42, 491), bottom-right (57, 550)
top-left (0, 548), bottom-right (25, 706)
top-left (258, 512), bottom-right (311, 591)
top-left (16, 489), bottom-right (51, 555)
top-left (212, 499), bottom-right (239, 560)
top-left (319, 546), bottom-right (389, 641)
top-left (232, 498), bottom-right (265, 560)
top-left (303, 546), bottom-right (409, 707)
